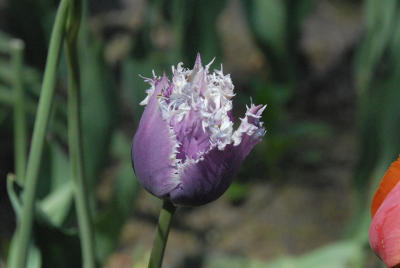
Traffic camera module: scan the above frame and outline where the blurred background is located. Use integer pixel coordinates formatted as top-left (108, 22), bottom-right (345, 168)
top-left (1, 0), bottom-right (400, 267)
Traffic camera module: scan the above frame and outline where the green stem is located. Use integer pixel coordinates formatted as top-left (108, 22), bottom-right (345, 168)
top-left (9, 0), bottom-right (70, 267)
top-left (148, 200), bottom-right (176, 268)
top-left (66, 1), bottom-right (96, 268)
top-left (10, 39), bottom-right (27, 184)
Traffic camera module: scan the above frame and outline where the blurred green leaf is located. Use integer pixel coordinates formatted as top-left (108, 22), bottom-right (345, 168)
top-left (254, 81), bottom-right (294, 126)
top-left (79, 23), bottom-right (116, 188)
top-left (47, 143), bottom-right (72, 190)
top-left (353, 0), bottom-right (400, 189)
top-left (6, 154), bottom-right (80, 267)
top-left (350, 0), bottom-right (400, 246)
top-left (38, 180), bottom-right (73, 227)
top-left (110, 130), bottom-right (132, 158)
top-left (7, 152), bottom-right (74, 228)
top-left (6, 170), bottom-right (80, 267)
top-left (355, 0), bottom-right (398, 94)
top-left (181, 0), bottom-right (227, 61)
top-left (242, 0), bottom-right (313, 81)
top-left (248, 0), bottom-right (287, 58)
top-left (25, 243), bottom-right (42, 268)
top-left (205, 240), bottom-right (363, 268)
top-left (225, 181), bottom-right (250, 204)
top-left (94, 131), bottom-right (140, 263)
top-left (115, 163), bottom-right (139, 217)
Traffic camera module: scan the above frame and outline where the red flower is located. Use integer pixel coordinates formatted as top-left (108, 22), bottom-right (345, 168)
top-left (369, 156), bottom-right (400, 267)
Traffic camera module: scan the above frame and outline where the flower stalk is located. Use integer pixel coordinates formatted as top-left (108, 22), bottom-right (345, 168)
top-left (11, 39), bottom-right (27, 184)
top-left (9, 0), bottom-right (70, 267)
top-left (148, 200), bottom-right (176, 268)
top-left (66, 0), bottom-right (96, 268)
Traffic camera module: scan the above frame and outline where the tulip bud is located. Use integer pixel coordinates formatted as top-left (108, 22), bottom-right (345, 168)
top-left (131, 54), bottom-right (266, 206)
top-left (369, 156), bottom-right (400, 267)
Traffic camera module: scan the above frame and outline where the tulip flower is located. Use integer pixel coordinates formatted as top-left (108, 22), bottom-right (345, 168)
top-left (131, 54), bottom-right (266, 268)
top-left (131, 54), bottom-right (266, 206)
top-left (369, 156), bottom-right (400, 267)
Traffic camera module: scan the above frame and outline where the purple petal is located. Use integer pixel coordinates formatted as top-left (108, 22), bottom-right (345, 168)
top-left (170, 109), bottom-right (211, 162)
top-left (232, 104), bottom-right (266, 160)
top-left (227, 110), bottom-right (234, 122)
top-left (169, 145), bottom-right (241, 206)
top-left (193, 53), bottom-right (202, 70)
top-left (189, 54), bottom-right (207, 95)
top-left (132, 76), bottom-right (180, 198)
top-left (169, 103), bottom-right (266, 206)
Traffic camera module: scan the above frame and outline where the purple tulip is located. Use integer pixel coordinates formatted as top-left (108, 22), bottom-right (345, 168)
top-left (131, 54), bottom-right (266, 206)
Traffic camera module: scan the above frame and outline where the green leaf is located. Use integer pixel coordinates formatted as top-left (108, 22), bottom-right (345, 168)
top-left (354, 0), bottom-right (398, 94)
top-left (25, 242), bottom-right (42, 268)
top-left (79, 25), bottom-right (116, 189)
top-left (8, 141), bottom-right (74, 227)
top-left (111, 132), bottom-right (140, 219)
top-left (250, 0), bottom-right (287, 57)
top-left (47, 142), bottom-right (72, 191)
top-left (94, 131), bottom-right (140, 262)
top-left (352, 0), bottom-right (400, 198)
top-left (38, 180), bottom-right (74, 226)
top-left (180, 0), bottom-right (227, 61)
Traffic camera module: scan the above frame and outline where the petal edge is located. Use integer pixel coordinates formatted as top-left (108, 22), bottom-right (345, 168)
top-left (132, 76), bottom-right (180, 198)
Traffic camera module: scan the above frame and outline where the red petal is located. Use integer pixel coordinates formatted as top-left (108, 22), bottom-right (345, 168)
top-left (371, 156), bottom-right (400, 218)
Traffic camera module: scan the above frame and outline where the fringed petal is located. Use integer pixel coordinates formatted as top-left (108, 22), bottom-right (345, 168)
top-left (170, 144), bottom-right (241, 206)
top-left (232, 103), bottom-right (267, 161)
top-left (132, 75), bottom-right (180, 198)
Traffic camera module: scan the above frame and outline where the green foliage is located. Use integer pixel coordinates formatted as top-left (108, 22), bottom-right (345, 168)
top-left (352, 1), bottom-right (400, 238)
top-left (247, 0), bottom-right (288, 59)
top-left (237, 0), bottom-right (328, 178)
top-left (205, 240), bottom-right (364, 268)
top-left (79, 30), bottom-right (116, 190)
top-left (225, 181), bottom-right (250, 204)
top-left (1, 5), bottom-right (135, 266)
top-left (180, 0), bottom-right (228, 61)
top-left (6, 170), bottom-right (78, 268)
top-left (242, 0), bottom-right (314, 80)
top-left (355, 0), bottom-right (398, 94)
top-left (94, 131), bottom-right (140, 262)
